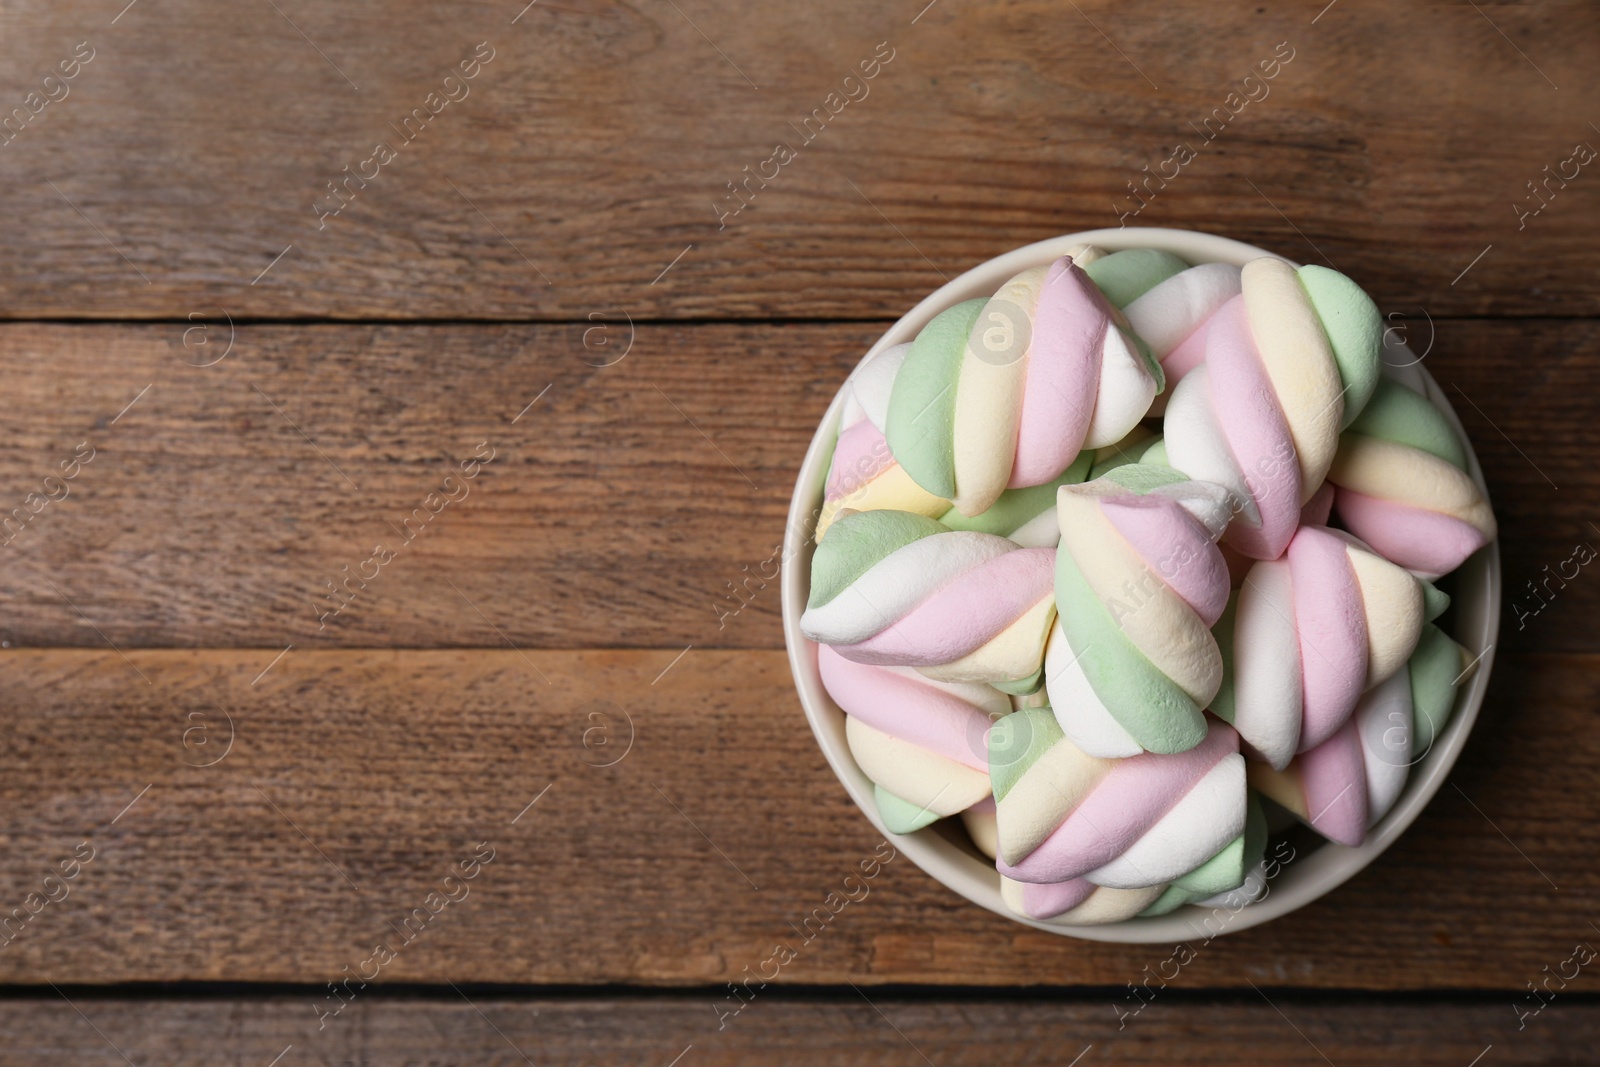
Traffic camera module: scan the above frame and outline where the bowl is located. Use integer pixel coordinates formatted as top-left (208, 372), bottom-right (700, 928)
top-left (780, 226), bottom-right (1500, 942)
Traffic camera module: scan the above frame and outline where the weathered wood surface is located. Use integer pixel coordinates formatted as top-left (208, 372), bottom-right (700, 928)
top-left (0, 0), bottom-right (1594, 318)
top-left (1, 2), bottom-right (1598, 1060)
top-left (0, 318), bottom-right (1591, 651)
top-left (0, 647), bottom-right (1591, 988)
top-left (2, 994), bottom-right (1592, 1067)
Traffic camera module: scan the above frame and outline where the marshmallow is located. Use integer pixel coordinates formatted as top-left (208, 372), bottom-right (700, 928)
top-left (1162, 260), bottom-right (1384, 560)
top-left (820, 645), bottom-right (1009, 832)
top-left (1047, 465), bottom-right (1237, 756)
top-left (990, 709), bottom-right (1248, 892)
top-left (1249, 624), bottom-right (1470, 846)
top-left (1211, 525), bottom-right (1434, 769)
top-left (1121, 260), bottom-right (1244, 415)
top-left (803, 510), bottom-right (1056, 691)
top-left (1329, 377), bottom-right (1497, 578)
top-left (885, 256), bottom-right (1162, 517)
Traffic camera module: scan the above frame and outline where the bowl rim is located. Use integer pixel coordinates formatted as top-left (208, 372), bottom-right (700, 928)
top-left (781, 225), bottom-right (1501, 943)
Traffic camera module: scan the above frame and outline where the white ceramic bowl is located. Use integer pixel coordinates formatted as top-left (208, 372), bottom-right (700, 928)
top-left (781, 226), bottom-right (1500, 942)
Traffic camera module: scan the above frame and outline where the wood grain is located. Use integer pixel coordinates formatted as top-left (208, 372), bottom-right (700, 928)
top-left (0, 646), bottom-right (1592, 988)
top-left (3, 994), bottom-right (1593, 1066)
top-left (0, 0), bottom-right (1594, 318)
top-left (0, 318), bottom-right (1591, 652)
top-left (0, 0), bottom-right (1594, 1055)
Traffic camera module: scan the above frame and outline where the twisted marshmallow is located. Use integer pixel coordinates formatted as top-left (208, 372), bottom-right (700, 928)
top-left (964, 701), bottom-right (1181, 928)
top-left (1248, 623), bottom-right (1469, 846)
top-left (820, 419), bottom-right (1092, 545)
top-left (1211, 525), bottom-right (1432, 770)
top-left (1046, 465), bottom-right (1236, 756)
top-left (968, 800), bottom-right (1153, 925)
top-left (1126, 261), bottom-right (1244, 395)
top-left (885, 255), bottom-right (1161, 517)
top-left (1329, 377), bottom-right (1497, 577)
top-left (819, 645), bottom-right (1008, 833)
top-left (1000, 875), bottom-right (1166, 925)
top-left (817, 343), bottom-right (1092, 543)
top-left (990, 708), bottom-right (1248, 891)
top-left (817, 343), bottom-right (951, 541)
top-left (1139, 792), bottom-right (1268, 917)
top-left (1162, 259), bottom-right (1384, 559)
top-left (1001, 793), bottom-right (1268, 924)
top-left (802, 510), bottom-right (1055, 691)
top-left (1073, 245), bottom-right (1184, 305)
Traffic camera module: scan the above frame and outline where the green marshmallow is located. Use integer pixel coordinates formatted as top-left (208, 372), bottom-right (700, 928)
top-left (808, 509), bottom-right (946, 610)
top-left (885, 298), bottom-right (987, 499)
top-left (1344, 377), bottom-right (1468, 469)
top-left (1298, 264), bottom-right (1382, 428)
top-left (937, 454), bottom-right (1091, 535)
top-left (1140, 793), bottom-right (1267, 916)
top-left (1409, 623), bottom-right (1467, 755)
top-left (993, 667), bottom-right (1045, 697)
top-left (988, 707), bottom-right (1064, 804)
top-left (1420, 578), bottom-right (1452, 623)
top-left (1084, 249), bottom-right (1190, 308)
top-left (1056, 544), bottom-right (1208, 754)
top-left (874, 784), bottom-right (945, 833)
top-left (1209, 594), bottom-right (1241, 726)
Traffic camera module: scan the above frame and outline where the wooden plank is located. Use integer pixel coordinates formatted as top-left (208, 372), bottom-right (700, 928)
top-left (0, 0), bottom-right (1594, 318)
top-left (0, 319), bottom-right (865, 650)
top-left (0, 318), bottom-right (1590, 651)
top-left (3, 994), bottom-right (1593, 1066)
top-left (0, 647), bottom-right (1592, 988)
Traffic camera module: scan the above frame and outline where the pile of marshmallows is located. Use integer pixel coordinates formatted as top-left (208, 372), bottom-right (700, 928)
top-left (800, 246), bottom-right (1497, 925)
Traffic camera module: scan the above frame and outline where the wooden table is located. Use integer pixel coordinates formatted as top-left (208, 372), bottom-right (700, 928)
top-left (0, 1), bottom-right (1595, 1062)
